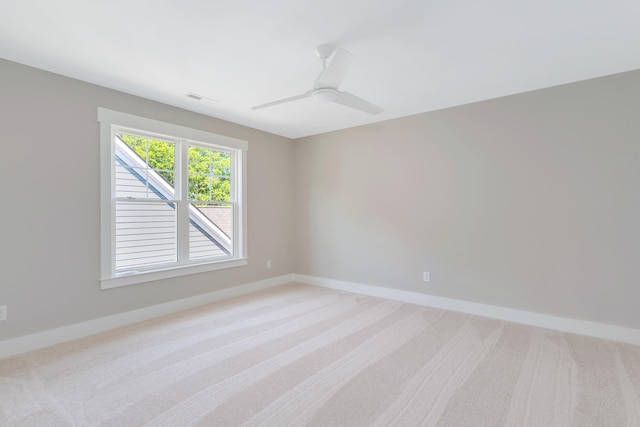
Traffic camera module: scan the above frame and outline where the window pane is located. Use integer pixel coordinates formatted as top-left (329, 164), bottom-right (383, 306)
top-left (115, 165), bottom-right (148, 198)
top-left (188, 174), bottom-right (211, 201)
top-left (115, 201), bottom-right (177, 271)
top-left (115, 133), bottom-right (176, 200)
top-left (118, 133), bottom-right (147, 158)
top-left (188, 146), bottom-right (209, 174)
top-left (213, 152), bottom-right (231, 176)
top-left (189, 202), bottom-right (233, 260)
top-left (188, 145), bottom-right (231, 202)
top-left (154, 172), bottom-right (174, 194)
top-left (211, 176), bottom-right (230, 201)
top-left (147, 138), bottom-right (175, 185)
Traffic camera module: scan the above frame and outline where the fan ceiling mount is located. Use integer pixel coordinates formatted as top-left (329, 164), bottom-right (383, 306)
top-left (252, 44), bottom-right (383, 115)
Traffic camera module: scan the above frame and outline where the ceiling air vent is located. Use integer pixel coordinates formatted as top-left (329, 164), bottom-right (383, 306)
top-left (187, 93), bottom-right (218, 103)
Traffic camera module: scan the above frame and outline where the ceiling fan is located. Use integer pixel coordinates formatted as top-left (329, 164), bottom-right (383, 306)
top-left (252, 44), bottom-right (384, 115)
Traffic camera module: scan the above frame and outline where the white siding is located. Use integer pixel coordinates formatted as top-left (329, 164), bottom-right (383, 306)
top-left (189, 223), bottom-right (226, 259)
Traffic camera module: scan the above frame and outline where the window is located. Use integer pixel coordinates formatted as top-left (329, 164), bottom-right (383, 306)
top-left (99, 108), bottom-right (247, 289)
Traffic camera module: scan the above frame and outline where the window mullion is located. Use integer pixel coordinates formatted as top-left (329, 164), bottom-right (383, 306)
top-left (108, 128), bottom-right (117, 277)
top-left (231, 151), bottom-right (240, 258)
top-left (176, 141), bottom-right (189, 264)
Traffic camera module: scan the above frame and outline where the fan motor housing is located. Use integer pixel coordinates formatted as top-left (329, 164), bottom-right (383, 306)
top-left (313, 88), bottom-right (338, 102)
top-left (315, 44), bottom-right (335, 59)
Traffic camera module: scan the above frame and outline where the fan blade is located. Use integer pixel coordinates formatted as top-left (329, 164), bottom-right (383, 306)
top-left (252, 90), bottom-right (313, 110)
top-left (316, 48), bottom-right (354, 89)
top-left (334, 91), bottom-right (384, 115)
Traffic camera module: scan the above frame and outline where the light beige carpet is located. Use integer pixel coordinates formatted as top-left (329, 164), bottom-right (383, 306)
top-left (2, 283), bottom-right (640, 426)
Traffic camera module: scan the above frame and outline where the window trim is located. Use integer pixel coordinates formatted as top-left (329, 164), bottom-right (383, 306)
top-left (98, 108), bottom-right (248, 289)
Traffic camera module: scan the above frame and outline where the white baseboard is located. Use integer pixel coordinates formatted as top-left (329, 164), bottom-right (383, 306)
top-left (5, 273), bottom-right (639, 360)
top-left (293, 274), bottom-right (640, 346)
top-left (0, 274), bottom-right (294, 360)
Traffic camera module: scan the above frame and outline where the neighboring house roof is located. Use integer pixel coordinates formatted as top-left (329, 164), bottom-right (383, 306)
top-left (196, 206), bottom-right (232, 238)
top-left (114, 136), bottom-right (231, 271)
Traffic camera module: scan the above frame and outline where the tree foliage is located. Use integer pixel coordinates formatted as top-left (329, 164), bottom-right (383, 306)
top-left (188, 145), bottom-right (231, 202)
top-left (119, 134), bottom-right (230, 202)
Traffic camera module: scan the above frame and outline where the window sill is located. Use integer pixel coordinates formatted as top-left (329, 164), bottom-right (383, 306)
top-left (100, 258), bottom-right (248, 289)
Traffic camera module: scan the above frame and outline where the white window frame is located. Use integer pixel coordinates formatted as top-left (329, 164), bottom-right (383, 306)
top-left (98, 108), bottom-right (248, 289)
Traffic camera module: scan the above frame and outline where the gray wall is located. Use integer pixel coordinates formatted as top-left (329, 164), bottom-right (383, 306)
top-left (294, 70), bottom-right (640, 329)
top-left (3, 57), bottom-right (640, 341)
top-left (0, 59), bottom-right (294, 340)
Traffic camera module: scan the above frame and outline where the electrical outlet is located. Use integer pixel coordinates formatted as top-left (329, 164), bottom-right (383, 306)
top-left (423, 272), bottom-right (430, 282)
top-left (267, 260), bottom-right (272, 269)
top-left (0, 305), bottom-right (6, 321)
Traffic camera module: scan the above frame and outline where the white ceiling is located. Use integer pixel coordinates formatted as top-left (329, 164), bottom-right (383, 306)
top-left (2, 0), bottom-right (640, 139)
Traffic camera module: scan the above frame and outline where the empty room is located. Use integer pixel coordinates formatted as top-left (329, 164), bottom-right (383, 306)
top-left (2, 0), bottom-right (640, 425)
